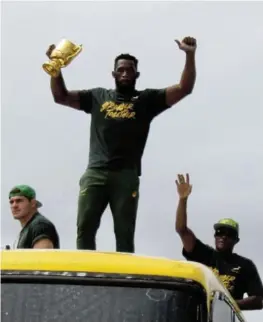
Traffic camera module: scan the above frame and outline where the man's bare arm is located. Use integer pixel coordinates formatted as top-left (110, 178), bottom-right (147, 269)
top-left (51, 72), bottom-right (81, 109)
top-left (175, 174), bottom-right (196, 252)
top-left (33, 238), bottom-right (54, 249)
top-left (166, 37), bottom-right (197, 107)
top-left (236, 296), bottom-right (263, 311)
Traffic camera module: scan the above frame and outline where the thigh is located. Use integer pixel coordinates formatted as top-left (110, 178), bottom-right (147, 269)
top-left (77, 168), bottom-right (109, 227)
top-left (109, 169), bottom-right (140, 227)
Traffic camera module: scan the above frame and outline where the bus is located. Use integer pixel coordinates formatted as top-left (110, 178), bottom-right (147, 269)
top-left (1, 249), bottom-right (247, 322)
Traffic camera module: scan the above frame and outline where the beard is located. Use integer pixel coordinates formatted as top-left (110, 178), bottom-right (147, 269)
top-left (115, 78), bottom-right (136, 94)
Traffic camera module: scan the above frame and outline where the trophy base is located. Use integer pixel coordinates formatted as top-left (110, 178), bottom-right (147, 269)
top-left (42, 62), bottom-right (61, 78)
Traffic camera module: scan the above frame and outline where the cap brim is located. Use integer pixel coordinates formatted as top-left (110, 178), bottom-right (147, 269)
top-left (214, 223), bottom-right (238, 232)
top-left (36, 200), bottom-right (43, 208)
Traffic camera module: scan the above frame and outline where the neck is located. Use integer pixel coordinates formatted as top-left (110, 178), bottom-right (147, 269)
top-left (19, 211), bottom-right (36, 228)
top-left (116, 85), bottom-right (135, 96)
top-left (216, 248), bottom-right (233, 257)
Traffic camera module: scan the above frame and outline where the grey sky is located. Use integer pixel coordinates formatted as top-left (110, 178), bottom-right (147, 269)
top-left (1, 1), bottom-right (263, 320)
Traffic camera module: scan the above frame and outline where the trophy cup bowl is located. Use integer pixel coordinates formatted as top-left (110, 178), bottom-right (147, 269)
top-left (42, 39), bottom-right (83, 77)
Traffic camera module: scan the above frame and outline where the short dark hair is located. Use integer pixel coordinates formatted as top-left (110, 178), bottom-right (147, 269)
top-left (114, 53), bottom-right (138, 69)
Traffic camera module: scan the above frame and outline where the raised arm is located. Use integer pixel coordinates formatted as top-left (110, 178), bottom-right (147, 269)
top-left (46, 44), bottom-right (81, 109)
top-left (51, 73), bottom-right (81, 109)
top-left (175, 173), bottom-right (196, 253)
top-left (166, 37), bottom-right (197, 107)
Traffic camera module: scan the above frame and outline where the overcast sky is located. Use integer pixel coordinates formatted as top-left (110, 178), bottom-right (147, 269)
top-left (1, 1), bottom-right (263, 320)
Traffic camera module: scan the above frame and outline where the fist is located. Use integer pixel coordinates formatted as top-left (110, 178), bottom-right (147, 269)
top-left (46, 44), bottom-right (56, 59)
top-left (175, 37), bottom-right (197, 53)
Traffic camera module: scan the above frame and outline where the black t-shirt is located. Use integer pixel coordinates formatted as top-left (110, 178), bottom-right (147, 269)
top-left (182, 239), bottom-right (263, 300)
top-left (79, 87), bottom-right (170, 176)
top-left (17, 213), bottom-right (60, 249)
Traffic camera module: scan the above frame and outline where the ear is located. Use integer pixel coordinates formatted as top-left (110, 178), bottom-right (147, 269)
top-left (136, 71), bottom-right (140, 79)
top-left (112, 71), bottom-right (116, 78)
top-left (235, 237), bottom-right (240, 245)
top-left (30, 199), bottom-right (37, 208)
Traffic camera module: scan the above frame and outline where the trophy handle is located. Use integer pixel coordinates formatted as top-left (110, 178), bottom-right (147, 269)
top-left (74, 44), bottom-right (83, 56)
top-left (66, 44), bottom-right (83, 63)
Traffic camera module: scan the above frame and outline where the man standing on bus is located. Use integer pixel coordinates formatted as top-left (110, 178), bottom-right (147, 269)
top-left (47, 37), bottom-right (197, 253)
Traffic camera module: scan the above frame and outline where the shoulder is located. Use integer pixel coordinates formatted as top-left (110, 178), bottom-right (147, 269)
top-left (135, 88), bottom-right (166, 106)
top-left (233, 253), bottom-right (257, 270)
top-left (31, 213), bottom-right (56, 230)
top-left (233, 253), bottom-right (252, 263)
top-left (94, 87), bottom-right (108, 93)
top-left (92, 88), bottom-right (115, 100)
top-left (196, 238), bottom-right (214, 251)
top-left (139, 88), bottom-right (169, 112)
top-left (80, 87), bottom-right (107, 96)
top-left (93, 87), bottom-right (111, 95)
top-left (183, 238), bottom-right (215, 263)
top-left (140, 88), bottom-right (166, 97)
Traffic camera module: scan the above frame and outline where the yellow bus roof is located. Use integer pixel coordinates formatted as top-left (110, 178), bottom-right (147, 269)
top-left (1, 249), bottom-right (245, 321)
top-left (1, 249), bottom-right (226, 291)
top-left (1, 249), bottom-right (244, 318)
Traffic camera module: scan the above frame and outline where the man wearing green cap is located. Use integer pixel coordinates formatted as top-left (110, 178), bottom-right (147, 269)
top-left (9, 185), bottom-right (60, 249)
top-left (174, 174), bottom-right (263, 311)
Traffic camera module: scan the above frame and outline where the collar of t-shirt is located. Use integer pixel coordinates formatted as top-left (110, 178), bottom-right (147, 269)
top-left (114, 90), bottom-right (139, 103)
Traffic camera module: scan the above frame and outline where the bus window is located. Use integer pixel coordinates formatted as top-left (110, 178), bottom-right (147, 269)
top-left (2, 282), bottom-right (205, 322)
top-left (212, 296), bottom-right (233, 322)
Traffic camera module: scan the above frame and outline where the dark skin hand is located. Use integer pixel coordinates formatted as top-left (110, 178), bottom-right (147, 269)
top-left (175, 173), bottom-right (196, 253)
top-left (165, 37), bottom-right (197, 107)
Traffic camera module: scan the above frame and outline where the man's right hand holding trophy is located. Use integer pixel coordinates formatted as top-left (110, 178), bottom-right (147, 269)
top-left (43, 39), bottom-right (82, 78)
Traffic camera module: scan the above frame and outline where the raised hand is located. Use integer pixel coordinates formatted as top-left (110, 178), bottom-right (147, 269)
top-left (175, 37), bottom-right (197, 53)
top-left (175, 173), bottom-right (192, 199)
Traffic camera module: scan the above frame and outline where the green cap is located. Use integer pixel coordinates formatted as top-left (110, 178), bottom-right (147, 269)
top-left (9, 185), bottom-right (42, 208)
top-left (214, 218), bottom-right (239, 235)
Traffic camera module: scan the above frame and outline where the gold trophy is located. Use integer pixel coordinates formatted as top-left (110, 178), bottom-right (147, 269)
top-left (42, 39), bottom-right (83, 77)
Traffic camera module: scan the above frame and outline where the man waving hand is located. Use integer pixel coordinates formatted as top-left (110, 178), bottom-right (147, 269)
top-left (175, 174), bottom-right (263, 310)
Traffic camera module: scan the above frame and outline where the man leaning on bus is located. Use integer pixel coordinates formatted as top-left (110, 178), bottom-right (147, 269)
top-left (174, 173), bottom-right (263, 311)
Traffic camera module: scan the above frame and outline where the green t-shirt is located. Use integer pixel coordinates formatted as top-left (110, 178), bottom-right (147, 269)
top-left (79, 88), bottom-right (170, 176)
top-left (17, 212), bottom-right (60, 249)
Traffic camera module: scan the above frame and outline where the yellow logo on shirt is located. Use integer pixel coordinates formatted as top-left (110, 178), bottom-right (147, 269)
top-left (100, 101), bottom-right (136, 119)
top-left (210, 267), bottom-right (236, 292)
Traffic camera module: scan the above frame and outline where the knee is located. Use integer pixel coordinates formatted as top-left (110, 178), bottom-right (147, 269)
top-left (77, 205), bottom-right (100, 231)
